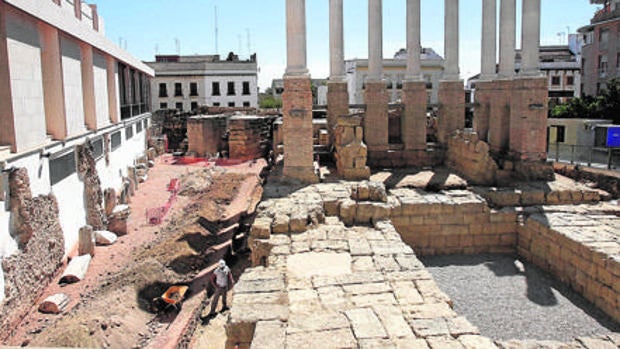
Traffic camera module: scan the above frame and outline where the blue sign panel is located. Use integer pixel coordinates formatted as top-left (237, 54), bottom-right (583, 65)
top-left (607, 127), bottom-right (620, 148)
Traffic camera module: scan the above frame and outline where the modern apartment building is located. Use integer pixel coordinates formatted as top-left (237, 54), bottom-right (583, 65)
top-left (578, 0), bottom-right (620, 95)
top-left (0, 0), bottom-right (153, 303)
top-left (146, 53), bottom-right (259, 111)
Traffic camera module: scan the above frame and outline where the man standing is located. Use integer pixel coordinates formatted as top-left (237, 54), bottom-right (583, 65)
top-left (207, 259), bottom-right (234, 317)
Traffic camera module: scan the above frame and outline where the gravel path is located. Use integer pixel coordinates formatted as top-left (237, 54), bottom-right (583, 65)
top-left (420, 254), bottom-right (620, 341)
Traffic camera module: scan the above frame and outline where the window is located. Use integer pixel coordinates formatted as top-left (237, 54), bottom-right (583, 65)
top-left (125, 125), bottom-right (133, 140)
top-left (136, 121), bottom-right (143, 133)
top-left (190, 82), bottom-right (198, 96)
top-left (599, 55), bottom-right (608, 76)
top-left (227, 81), bottom-right (236, 95)
top-left (174, 83), bottom-right (183, 97)
top-left (599, 28), bottom-right (609, 49)
top-left (111, 131), bottom-right (122, 151)
top-left (213, 102), bottom-right (221, 107)
top-left (551, 76), bottom-right (561, 86)
top-left (228, 102), bottom-right (235, 107)
top-left (191, 102), bottom-right (198, 110)
top-left (50, 151), bottom-right (76, 185)
top-left (555, 126), bottom-right (566, 143)
top-left (176, 102), bottom-right (183, 111)
top-left (91, 138), bottom-right (104, 159)
top-left (158, 83), bottom-right (168, 97)
top-left (143, 119), bottom-right (148, 130)
top-left (212, 82), bottom-right (221, 96)
top-left (566, 76), bottom-right (574, 86)
top-left (617, 52), bottom-right (620, 69)
top-left (243, 101), bottom-right (251, 107)
top-left (242, 81), bottom-right (251, 95)
top-left (160, 102), bottom-right (168, 109)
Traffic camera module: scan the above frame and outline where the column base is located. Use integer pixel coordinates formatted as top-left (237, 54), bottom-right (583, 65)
top-left (364, 81), bottom-right (389, 149)
top-left (509, 77), bottom-right (548, 161)
top-left (402, 81), bottom-right (427, 150)
top-left (437, 80), bottom-right (465, 144)
top-left (473, 80), bottom-right (494, 142)
top-left (488, 79), bottom-right (512, 154)
top-left (327, 81), bottom-right (349, 145)
top-left (282, 75), bottom-right (318, 184)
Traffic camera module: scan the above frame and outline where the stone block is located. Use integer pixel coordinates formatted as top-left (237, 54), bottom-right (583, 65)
top-left (251, 321), bottom-right (286, 349)
top-left (251, 217), bottom-right (272, 239)
top-left (345, 307), bottom-right (388, 339)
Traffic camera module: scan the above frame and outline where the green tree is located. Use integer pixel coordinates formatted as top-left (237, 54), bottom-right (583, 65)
top-left (259, 95), bottom-right (282, 109)
top-left (549, 79), bottom-right (620, 123)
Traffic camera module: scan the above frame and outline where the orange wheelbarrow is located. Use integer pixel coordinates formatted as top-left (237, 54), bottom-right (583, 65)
top-left (159, 285), bottom-right (189, 311)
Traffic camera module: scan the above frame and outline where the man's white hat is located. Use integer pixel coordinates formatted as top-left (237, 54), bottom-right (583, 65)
top-left (219, 259), bottom-right (226, 267)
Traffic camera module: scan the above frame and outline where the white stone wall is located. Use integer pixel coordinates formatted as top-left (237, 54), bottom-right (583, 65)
top-left (6, 10), bottom-right (46, 152)
top-left (93, 51), bottom-right (110, 128)
top-left (0, 115), bottom-right (150, 301)
top-left (152, 74), bottom-right (258, 111)
top-left (60, 35), bottom-right (85, 136)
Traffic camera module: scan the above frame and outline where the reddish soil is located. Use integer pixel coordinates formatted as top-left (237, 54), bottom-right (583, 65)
top-left (3, 155), bottom-right (266, 349)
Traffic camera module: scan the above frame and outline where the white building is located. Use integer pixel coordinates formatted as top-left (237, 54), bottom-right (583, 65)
top-left (146, 53), bottom-right (259, 111)
top-left (0, 0), bottom-right (153, 303)
top-left (346, 48), bottom-right (445, 105)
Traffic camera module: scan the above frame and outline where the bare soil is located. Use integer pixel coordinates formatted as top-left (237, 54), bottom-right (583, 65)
top-left (3, 156), bottom-right (263, 349)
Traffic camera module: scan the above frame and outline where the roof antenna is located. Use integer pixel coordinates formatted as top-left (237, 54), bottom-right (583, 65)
top-left (246, 28), bottom-right (251, 56)
top-left (214, 6), bottom-right (219, 55)
top-left (175, 38), bottom-right (180, 55)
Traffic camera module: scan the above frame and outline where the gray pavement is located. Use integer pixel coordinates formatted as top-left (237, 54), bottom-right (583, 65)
top-left (420, 254), bottom-right (620, 342)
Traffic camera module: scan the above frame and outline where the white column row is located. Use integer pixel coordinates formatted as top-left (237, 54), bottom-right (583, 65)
top-left (289, 0), bottom-right (542, 84)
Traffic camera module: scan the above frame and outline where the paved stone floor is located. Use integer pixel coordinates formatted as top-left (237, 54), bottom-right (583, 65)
top-left (422, 254), bottom-right (620, 341)
top-left (227, 180), bottom-right (620, 349)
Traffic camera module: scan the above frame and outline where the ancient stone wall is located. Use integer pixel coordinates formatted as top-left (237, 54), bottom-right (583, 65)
top-left (446, 130), bottom-right (499, 186)
top-left (519, 213), bottom-right (620, 322)
top-left (77, 143), bottom-right (107, 230)
top-left (333, 115), bottom-right (370, 180)
top-left (0, 168), bottom-right (65, 340)
top-left (228, 116), bottom-right (271, 161)
top-left (186, 115), bottom-right (228, 157)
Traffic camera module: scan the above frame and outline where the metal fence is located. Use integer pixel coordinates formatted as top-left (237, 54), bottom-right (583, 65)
top-left (547, 143), bottom-right (620, 170)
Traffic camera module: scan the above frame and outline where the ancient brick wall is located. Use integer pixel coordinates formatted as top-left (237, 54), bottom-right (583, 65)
top-left (187, 115), bottom-right (228, 157)
top-left (77, 143), bottom-right (107, 230)
top-left (0, 168), bottom-right (65, 340)
top-left (446, 130), bottom-right (499, 186)
top-left (228, 116), bottom-right (271, 161)
top-left (519, 214), bottom-right (620, 322)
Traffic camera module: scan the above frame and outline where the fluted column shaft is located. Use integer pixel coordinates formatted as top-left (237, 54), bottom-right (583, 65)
top-left (368, 0), bottom-right (383, 81)
top-left (480, 0), bottom-right (497, 80)
top-left (444, 0), bottom-right (459, 80)
top-left (406, 0), bottom-right (422, 81)
top-left (498, 0), bottom-right (516, 78)
top-left (520, 0), bottom-right (541, 76)
top-left (329, 0), bottom-right (345, 80)
top-left (286, 0), bottom-right (308, 76)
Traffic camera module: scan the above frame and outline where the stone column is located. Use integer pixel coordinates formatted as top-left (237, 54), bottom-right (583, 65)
top-left (520, 0), bottom-right (541, 76)
top-left (39, 22), bottom-right (67, 140)
top-left (509, 0), bottom-right (547, 162)
top-left (438, 0), bottom-right (464, 144)
top-left (283, 0), bottom-right (317, 183)
top-left (365, 0), bottom-right (389, 155)
top-left (402, 0), bottom-right (426, 152)
top-left (480, 0), bottom-right (497, 81)
top-left (443, 0), bottom-right (459, 81)
top-left (80, 43), bottom-right (97, 130)
top-left (327, 0), bottom-right (349, 145)
top-left (498, 0), bottom-right (516, 78)
top-left (474, 0), bottom-right (497, 142)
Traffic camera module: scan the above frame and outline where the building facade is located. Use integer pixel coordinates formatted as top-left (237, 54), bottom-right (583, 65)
top-left (468, 45), bottom-right (581, 104)
top-left (346, 48), bottom-right (445, 105)
top-left (578, 0), bottom-right (620, 96)
top-left (0, 0), bottom-right (153, 303)
top-left (146, 53), bottom-right (259, 111)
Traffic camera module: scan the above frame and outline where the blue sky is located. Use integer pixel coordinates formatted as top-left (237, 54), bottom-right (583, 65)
top-left (98, 1), bottom-right (598, 90)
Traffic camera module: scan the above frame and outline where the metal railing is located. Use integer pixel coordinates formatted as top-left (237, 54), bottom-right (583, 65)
top-left (547, 143), bottom-right (620, 170)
